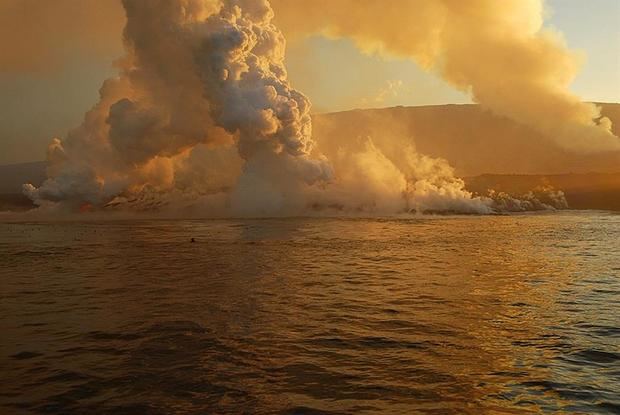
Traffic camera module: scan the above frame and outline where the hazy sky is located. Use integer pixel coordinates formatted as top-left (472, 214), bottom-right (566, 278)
top-left (0, 0), bottom-right (618, 164)
top-left (286, 0), bottom-right (620, 112)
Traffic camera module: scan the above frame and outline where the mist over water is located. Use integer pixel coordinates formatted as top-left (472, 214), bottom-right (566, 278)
top-left (2, 212), bottom-right (619, 414)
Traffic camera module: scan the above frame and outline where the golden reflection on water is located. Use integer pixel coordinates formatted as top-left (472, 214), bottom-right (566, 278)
top-left (1, 213), bottom-right (618, 414)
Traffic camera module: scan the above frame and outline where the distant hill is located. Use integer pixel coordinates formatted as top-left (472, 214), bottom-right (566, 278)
top-left (0, 161), bottom-right (46, 211)
top-left (313, 103), bottom-right (620, 177)
top-left (0, 161), bottom-right (46, 193)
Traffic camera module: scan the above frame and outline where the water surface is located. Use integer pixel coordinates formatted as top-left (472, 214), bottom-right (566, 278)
top-left (1, 212), bottom-right (619, 414)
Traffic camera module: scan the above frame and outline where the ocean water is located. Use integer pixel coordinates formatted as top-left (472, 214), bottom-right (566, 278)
top-left (1, 212), bottom-right (619, 414)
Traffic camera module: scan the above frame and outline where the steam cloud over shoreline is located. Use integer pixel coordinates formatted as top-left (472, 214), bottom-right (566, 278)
top-left (23, 0), bottom-right (607, 216)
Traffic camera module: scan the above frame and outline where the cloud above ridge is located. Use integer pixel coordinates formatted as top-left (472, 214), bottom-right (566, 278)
top-left (271, 0), bottom-right (620, 153)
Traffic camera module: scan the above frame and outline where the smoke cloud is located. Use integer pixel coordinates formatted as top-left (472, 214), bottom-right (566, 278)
top-left (271, 0), bottom-right (619, 153)
top-left (25, 0), bottom-right (332, 214)
top-left (24, 0), bottom-right (585, 216)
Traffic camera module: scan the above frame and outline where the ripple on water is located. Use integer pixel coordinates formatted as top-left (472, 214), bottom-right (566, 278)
top-left (1, 213), bottom-right (619, 414)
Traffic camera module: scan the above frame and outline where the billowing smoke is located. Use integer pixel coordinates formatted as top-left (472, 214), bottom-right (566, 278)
top-left (271, 0), bottom-right (620, 153)
top-left (24, 0), bottom-right (580, 216)
top-left (25, 0), bottom-right (331, 215)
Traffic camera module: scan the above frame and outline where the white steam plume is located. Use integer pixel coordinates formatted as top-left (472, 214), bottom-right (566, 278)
top-left (24, 0), bottom-right (573, 216)
top-left (25, 0), bottom-right (331, 214)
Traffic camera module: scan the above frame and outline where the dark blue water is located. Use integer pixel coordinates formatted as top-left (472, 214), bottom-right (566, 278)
top-left (1, 212), bottom-right (619, 414)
